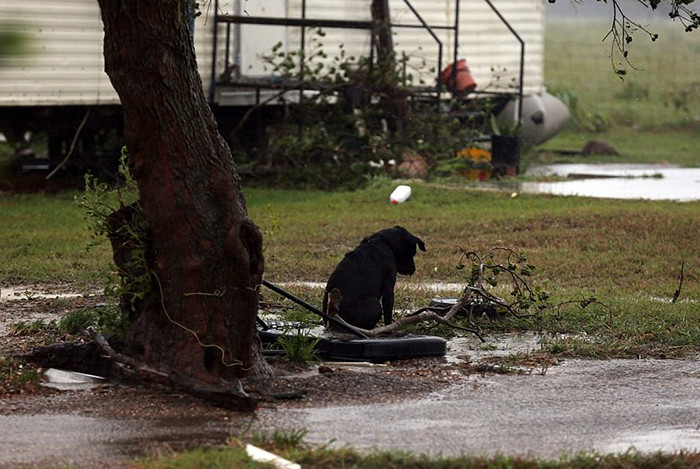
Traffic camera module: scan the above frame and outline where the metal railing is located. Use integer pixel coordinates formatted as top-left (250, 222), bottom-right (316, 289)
top-left (209, 0), bottom-right (524, 121)
top-left (209, 0), bottom-right (457, 102)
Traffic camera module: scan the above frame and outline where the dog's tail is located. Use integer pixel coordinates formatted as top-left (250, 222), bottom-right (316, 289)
top-left (323, 288), bottom-right (341, 329)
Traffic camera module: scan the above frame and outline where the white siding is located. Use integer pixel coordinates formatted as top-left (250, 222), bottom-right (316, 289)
top-left (0, 0), bottom-right (216, 106)
top-left (283, 0), bottom-right (544, 94)
top-left (0, 0), bottom-right (117, 105)
top-left (0, 0), bottom-right (544, 107)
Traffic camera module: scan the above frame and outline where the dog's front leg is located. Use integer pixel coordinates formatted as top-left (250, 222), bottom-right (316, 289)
top-left (381, 288), bottom-right (394, 326)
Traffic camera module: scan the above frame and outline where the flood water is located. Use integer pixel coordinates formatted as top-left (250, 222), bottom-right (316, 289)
top-left (1, 330), bottom-right (699, 466)
top-left (522, 164), bottom-right (700, 201)
top-left (258, 358), bottom-right (700, 459)
top-left (0, 414), bottom-right (233, 468)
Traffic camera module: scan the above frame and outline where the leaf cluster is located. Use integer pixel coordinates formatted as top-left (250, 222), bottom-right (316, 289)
top-left (549, 0), bottom-right (698, 78)
top-left (243, 29), bottom-right (494, 189)
top-left (457, 247), bottom-right (553, 317)
top-left (75, 149), bottom-right (148, 331)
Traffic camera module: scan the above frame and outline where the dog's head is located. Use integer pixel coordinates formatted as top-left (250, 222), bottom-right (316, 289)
top-left (373, 225), bottom-right (426, 276)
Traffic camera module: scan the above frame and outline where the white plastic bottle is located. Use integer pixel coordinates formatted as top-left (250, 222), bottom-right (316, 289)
top-left (390, 185), bottom-right (411, 204)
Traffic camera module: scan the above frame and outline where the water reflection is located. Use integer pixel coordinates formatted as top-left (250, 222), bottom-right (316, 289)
top-left (522, 164), bottom-right (700, 202)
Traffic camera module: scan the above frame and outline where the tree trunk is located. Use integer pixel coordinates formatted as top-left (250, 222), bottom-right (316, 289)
top-left (371, 0), bottom-right (394, 69)
top-left (370, 0), bottom-right (407, 138)
top-left (97, 1), bottom-right (265, 398)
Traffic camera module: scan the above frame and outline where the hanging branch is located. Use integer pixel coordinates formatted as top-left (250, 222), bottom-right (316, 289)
top-left (45, 109), bottom-right (91, 180)
top-left (599, 0), bottom-right (700, 78)
top-left (668, 1), bottom-right (700, 32)
top-left (602, 0), bottom-right (659, 78)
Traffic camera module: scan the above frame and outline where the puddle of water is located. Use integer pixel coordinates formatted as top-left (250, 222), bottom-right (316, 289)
top-left (0, 286), bottom-right (95, 302)
top-left (522, 164), bottom-right (700, 202)
top-left (600, 428), bottom-right (700, 454)
top-left (447, 332), bottom-right (543, 362)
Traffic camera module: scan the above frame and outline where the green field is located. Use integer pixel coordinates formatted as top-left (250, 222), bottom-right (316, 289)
top-left (2, 180), bottom-right (699, 358)
top-left (533, 20), bottom-right (700, 167)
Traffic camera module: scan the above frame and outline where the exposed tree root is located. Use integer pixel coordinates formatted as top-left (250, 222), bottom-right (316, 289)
top-left (87, 329), bottom-right (258, 411)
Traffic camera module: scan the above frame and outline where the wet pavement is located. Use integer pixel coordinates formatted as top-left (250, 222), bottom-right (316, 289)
top-left (2, 289), bottom-right (699, 465)
top-left (255, 358), bottom-right (700, 459)
top-left (1, 330), bottom-right (699, 466)
top-left (522, 164), bottom-right (700, 202)
top-left (2, 357), bottom-right (698, 466)
top-left (0, 414), bottom-right (234, 468)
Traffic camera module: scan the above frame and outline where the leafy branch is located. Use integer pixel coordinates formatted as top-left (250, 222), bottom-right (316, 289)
top-left (602, 0), bottom-right (660, 78)
top-left (353, 247), bottom-right (600, 342)
top-left (549, 0), bottom-right (699, 78)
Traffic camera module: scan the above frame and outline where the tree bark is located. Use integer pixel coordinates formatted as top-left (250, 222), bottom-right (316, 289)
top-left (371, 0), bottom-right (394, 69)
top-left (370, 0), bottom-right (407, 138)
top-left (97, 1), bottom-right (265, 395)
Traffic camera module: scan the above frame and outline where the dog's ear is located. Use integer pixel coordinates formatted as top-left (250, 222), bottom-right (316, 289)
top-left (416, 237), bottom-right (426, 252)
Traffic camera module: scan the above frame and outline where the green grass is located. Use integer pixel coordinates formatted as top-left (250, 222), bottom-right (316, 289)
top-left (133, 446), bottom-right (259, 468)
top-left (537, 296), bottom-right (700, 358)
top-left (133, 441), bottom-right (700, 469)
top-left (0, 191), bottom-right (113, 286)
top-left (544, 20), bottom-right (700, 131)
top-left (529, 127), bottom-right (700, 167)
top-left (533, 20), bottom-right (700, 167)
top-left (248, 180), bottom-right (699, 358)
top-left (2, 179), bottom-right (698, 358)
top-left (245, 181), bottom-right (700, 297)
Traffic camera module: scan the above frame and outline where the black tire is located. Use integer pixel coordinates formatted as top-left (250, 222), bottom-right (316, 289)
top-left (258, 329), bottom-right (446, 363)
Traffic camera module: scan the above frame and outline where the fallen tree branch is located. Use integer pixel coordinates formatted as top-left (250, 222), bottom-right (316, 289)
top-left (356, 292), bottom-right (485, 341)
top-left (352, 247), bottom-right (558, 339)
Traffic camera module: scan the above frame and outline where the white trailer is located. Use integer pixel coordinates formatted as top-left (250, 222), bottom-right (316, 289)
top-left (0, 0), bottom-right (566, 171)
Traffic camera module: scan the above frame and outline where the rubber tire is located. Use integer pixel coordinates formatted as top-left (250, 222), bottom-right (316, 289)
top-left (258, 329), bottom-right (446, 363)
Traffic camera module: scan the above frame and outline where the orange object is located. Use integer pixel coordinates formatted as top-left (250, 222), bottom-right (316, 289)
top-left (440, 59), bottom-right (477, 94)
top-left (457, 147), bottom-right (492, 180)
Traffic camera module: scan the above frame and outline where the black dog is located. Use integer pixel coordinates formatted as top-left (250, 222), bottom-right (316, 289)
top-left (323, 226), bottom-right (426, 330)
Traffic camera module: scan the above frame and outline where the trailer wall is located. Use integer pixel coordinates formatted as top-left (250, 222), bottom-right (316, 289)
top-left (0, 0), bottom-right (544, 108)
top-left (0, 0), bottom-right (215, 107)
top-left (225, 0), bottom-right (544, 96)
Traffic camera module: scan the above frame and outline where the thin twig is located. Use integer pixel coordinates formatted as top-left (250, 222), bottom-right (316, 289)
top-left (672, 261), bottom-right (685, 303)
top-left (45, 109), bottom-right (91, 180)
top-left (84, 327), bottom-right (168, 379)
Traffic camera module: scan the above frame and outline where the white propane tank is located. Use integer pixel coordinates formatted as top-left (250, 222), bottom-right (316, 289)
top-left (390, 185), bottom-right (411, 204)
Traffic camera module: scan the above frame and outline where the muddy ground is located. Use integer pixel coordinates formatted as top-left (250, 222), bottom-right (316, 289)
top-left (1, 286), bottom-right (698, 468)
top-left (0, 286), bottom-right (479, 467)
